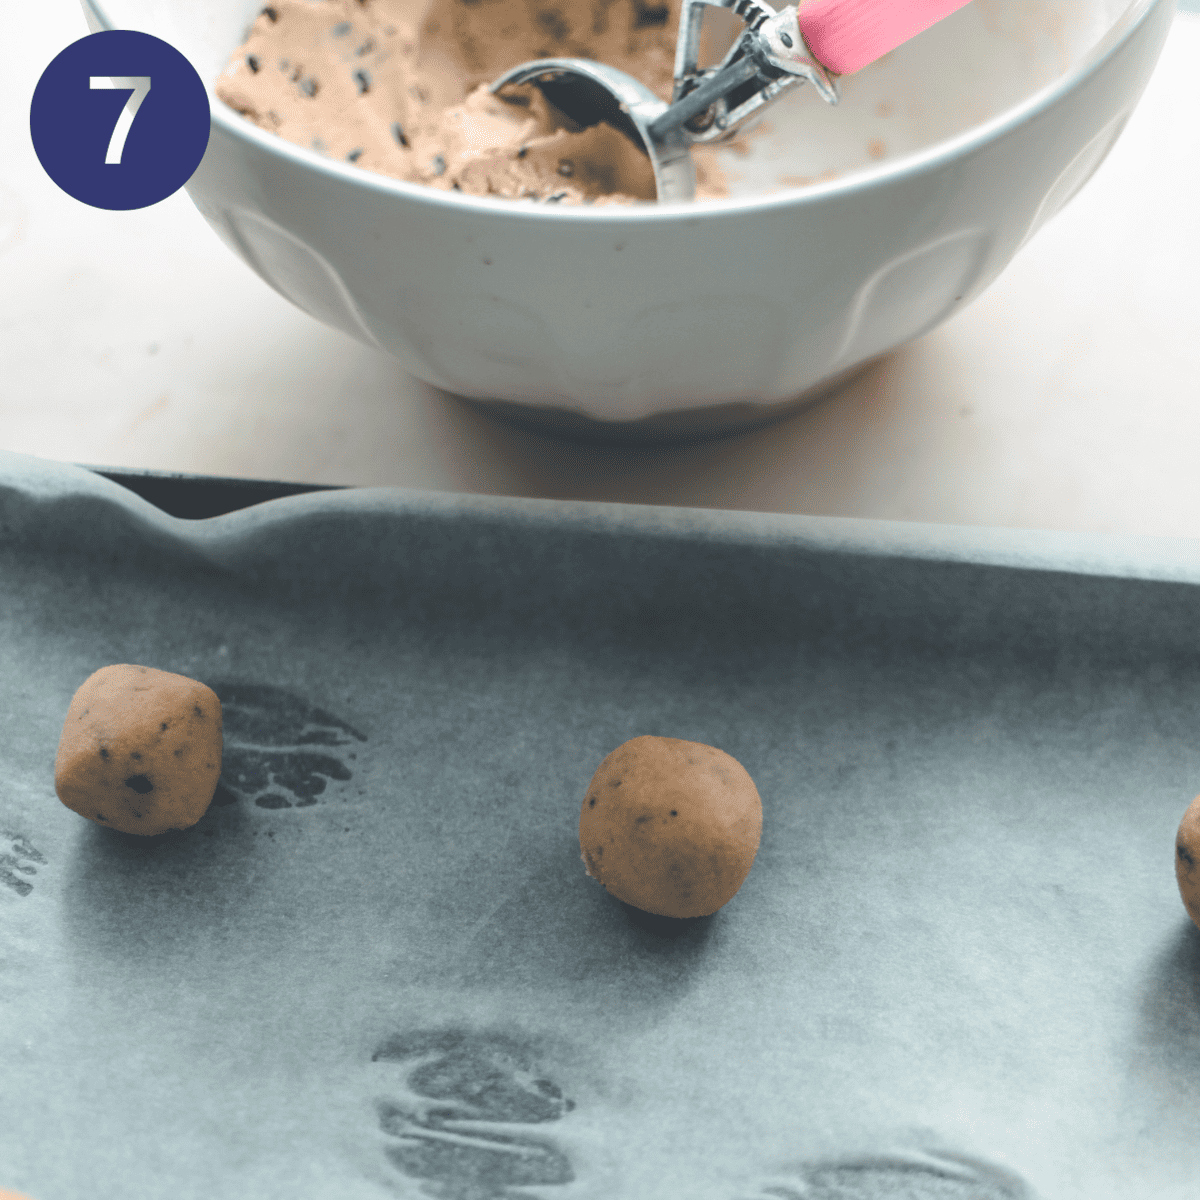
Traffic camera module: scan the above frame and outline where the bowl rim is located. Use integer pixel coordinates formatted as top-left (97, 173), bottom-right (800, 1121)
top-left (83, 0), bottom-right (1165, 223)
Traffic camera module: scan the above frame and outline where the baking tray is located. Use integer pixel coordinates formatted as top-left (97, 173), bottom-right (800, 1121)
top-left (75, 464), bottom-right (349, 520)
top-left (1, 449), bottom-right (1197, 1200)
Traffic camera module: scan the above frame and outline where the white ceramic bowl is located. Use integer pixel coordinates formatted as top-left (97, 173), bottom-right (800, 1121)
top-left (84, 0), bottom-right (1174, 441)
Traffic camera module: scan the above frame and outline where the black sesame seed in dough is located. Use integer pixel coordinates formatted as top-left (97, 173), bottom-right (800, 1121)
top-left (391, 122), bottom-right (409, 147)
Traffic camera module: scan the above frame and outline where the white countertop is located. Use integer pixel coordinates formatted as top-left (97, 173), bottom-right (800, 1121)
top-left (3, 5), bottom-right (1198, 538)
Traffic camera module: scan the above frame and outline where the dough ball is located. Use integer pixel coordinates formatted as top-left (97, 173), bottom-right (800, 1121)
top-left (578, 736), bottom-right (763, 918)
top-left (55, 665), bottom-right (223, 836)
top-left (1176, 792), bottom-right (1200, 931)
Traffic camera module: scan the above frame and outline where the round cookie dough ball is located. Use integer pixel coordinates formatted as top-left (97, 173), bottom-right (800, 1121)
top-left (579, 736), bottom-right (763, 918)
top-left (55, 664), bottom-right (223, 836)
top-left (1176, 793), bottom-right (1200, 931)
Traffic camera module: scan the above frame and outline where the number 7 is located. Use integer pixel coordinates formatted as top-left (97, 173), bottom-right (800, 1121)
top-left (89, 75), bottom-right (152, 165)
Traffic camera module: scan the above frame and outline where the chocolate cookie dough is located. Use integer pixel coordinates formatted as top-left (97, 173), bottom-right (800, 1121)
top-left (1176, 793), bottom-right (1200, 931)
top-left (579, 735), bottom-right (763, 918)
top-left (215, 0), bottom-right (731, 204)
top-left (55, 665), bottom-right (224, 836)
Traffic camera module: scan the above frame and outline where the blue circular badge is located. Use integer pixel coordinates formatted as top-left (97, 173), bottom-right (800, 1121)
top-left (30, 30), bottom-right (210, 211)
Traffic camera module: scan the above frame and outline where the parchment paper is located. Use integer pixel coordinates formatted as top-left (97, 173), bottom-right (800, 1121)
top-left (1, 449), bottom-right (1197, 1200)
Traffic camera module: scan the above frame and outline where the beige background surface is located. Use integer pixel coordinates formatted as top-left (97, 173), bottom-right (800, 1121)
top-left (2, 6), bottom-right (1197, 536)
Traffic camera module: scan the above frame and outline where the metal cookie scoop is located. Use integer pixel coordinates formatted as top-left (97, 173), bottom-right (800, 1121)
top-left (489, 0), bottom-right (841, 203)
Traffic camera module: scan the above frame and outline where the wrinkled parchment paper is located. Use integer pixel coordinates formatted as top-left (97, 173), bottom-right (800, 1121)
top-left (1, 450), bottom-right (1198, 1200)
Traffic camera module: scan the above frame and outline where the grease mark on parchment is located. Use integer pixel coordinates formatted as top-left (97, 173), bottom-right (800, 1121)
top-left (372, 1028), bottom-right (575, 1198)
top-left (1, 828), bottom-right (47, 897)
top-left (742, 1152), bottom-right (1034, 1200)
top-left (206, 682), bottom-right (366, 810)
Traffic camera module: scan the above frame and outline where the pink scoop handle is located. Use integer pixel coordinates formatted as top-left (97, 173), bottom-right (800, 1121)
top-left (797, 0), bottom-right (974, 76)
